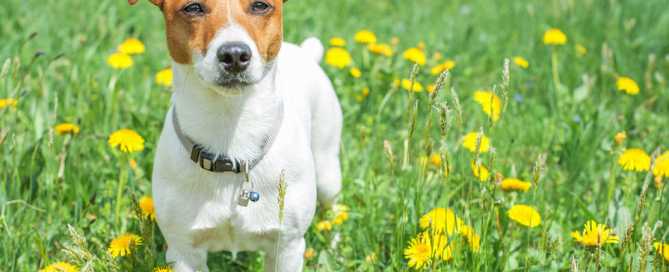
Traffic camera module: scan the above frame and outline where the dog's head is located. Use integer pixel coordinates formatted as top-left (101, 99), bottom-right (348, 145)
top-left (128, 0), bottom-right (286, 93)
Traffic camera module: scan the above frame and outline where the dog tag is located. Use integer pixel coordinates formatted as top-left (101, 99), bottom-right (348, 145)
top-left (249, 191), bottom-right (260, 202)
top-left (238, 189), bottom-right (250, 207)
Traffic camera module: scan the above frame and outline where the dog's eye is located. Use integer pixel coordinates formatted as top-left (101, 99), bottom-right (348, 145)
top-left (182, 3), bottom-right (205, 16)
top-left (251, 2), bottom-right (271, 14)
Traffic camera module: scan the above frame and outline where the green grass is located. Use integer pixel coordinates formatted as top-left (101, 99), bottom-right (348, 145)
top-left (2, 0), bottom-right (669, 271)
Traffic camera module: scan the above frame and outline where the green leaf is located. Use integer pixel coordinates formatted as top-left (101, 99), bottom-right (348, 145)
top-left (570, 192), bottom-right (596, 221)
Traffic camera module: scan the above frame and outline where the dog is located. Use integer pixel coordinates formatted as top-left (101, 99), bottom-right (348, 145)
top-left (127, 0), bottom-right (343, 271)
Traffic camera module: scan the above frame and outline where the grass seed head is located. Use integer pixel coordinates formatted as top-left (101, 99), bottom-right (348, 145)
top-left (502, 58), bottom-right (510, 113)
top-left (277, 170), bottom-right (288, 221)
top-left (433, 102), bottom-right (452, 139)
top-left (450, 87), bottom-right (462, 132)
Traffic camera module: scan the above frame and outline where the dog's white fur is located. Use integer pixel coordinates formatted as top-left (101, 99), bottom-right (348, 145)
top-left (152, 26), bottom-right (342, 271)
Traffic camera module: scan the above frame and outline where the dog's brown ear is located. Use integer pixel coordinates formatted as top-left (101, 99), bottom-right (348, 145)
top-left (128, 0), bottom-right (163, 6)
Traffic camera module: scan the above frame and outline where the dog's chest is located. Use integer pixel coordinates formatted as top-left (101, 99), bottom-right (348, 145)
top-left (188, 197), bottom-right (279, 253)
top-left (153, 156), bottom-right (283, 252)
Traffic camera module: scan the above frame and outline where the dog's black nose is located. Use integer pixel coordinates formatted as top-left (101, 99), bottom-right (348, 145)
top-left (217, 42), bottom-right (252, 74)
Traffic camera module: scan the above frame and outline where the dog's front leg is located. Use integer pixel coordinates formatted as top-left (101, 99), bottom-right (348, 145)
top-left (166, 246), bottom-right (209, 272)
top-left (264, 236), bottom-right (306, 272)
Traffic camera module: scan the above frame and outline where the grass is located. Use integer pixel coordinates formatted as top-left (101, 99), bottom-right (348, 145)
top-left (2, 0), bottom-right (669, 271)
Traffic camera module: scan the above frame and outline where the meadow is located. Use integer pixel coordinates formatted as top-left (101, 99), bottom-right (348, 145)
top-left (2, 0), bottom-right (669, 271)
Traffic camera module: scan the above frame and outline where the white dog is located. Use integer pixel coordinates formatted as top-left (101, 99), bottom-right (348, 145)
top-left (127, 0), bottom-right (343, 271)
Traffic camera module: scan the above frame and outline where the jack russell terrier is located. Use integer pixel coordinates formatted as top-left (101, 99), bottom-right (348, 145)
top-left (127, 0), bottom-right (343, 271)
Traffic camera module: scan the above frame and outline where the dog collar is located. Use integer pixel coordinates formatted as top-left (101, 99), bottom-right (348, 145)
top-left (171, 102), bottom-right (284, 173)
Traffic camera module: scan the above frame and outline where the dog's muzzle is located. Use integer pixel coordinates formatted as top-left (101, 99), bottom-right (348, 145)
top-left (217, 42), bottom-right (252, 74)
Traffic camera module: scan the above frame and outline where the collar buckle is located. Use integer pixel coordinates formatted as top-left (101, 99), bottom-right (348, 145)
top-left (192, 146), bottom-right (245, 173)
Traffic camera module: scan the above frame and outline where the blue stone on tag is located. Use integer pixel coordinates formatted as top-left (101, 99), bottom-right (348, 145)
top-left (249, 191), bottom-right (260, 202)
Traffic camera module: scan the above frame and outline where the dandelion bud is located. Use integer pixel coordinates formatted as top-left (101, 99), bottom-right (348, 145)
top-left (89, 193), bottom-right (97, 205)
top-left (494, 173), bottom-right (503, 186)
top-left (614, 131), bottom-right (626, 144)
top-left (360, 126), bottom-right (366, 147)
top-left (34, 50), bottom-right (46, 58)
top-left (655, 175), bottom-right (663, 189)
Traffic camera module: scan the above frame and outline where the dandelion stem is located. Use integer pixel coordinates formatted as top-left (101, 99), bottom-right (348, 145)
top-left (606, 150), bottom-right (618, 206)
top-left (551, 47), bottom-right (561, 91)
top-left (114, 155), bottom-right (128, 227)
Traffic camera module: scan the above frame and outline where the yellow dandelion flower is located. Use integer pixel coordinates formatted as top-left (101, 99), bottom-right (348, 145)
top-left (404, 232), bottom-right (432, 270)
top-left (501, 178), bottom-right (532, 192)
top-left (331, 204), bottom-right (350, 225)
top-left (420, 208), bottom-right (458, 236)
top-left (350, 68), bottom-right (362, 78)
top-left (55, 123), bottom-right (80, 136)
top-left (403, 47), bottom-right (426, 66)
top-left (0, 98), bottom-right (18, 109)
top-left (108, 129), bottom-right (145, 153)
top-left (355, 94), bottom-right (363, 102)
top-left (108, 233), bottom-right (142, 258)
top-left (118, 38), bottom-right (146, 54)
top-left (458, 224), bottom-right (481, 253)
top-left (429, 154), bottom-right (440, 166)
top-left (472, 162), bottom-right (490, 182)
top-left (304, 247), bottom-right (314, 260)
top-left (430, 60), bottom-right (456, 75)
top-left (575, 44), bottom-right (587, 55)
top-left (354, 30), bottom-right (377, 44)
top-left (571, 220), bottom-right (619, 246)
top-left (653, 151), bottom-right (669, 177)
top-left (39, 262), bottom-right (78, 272)
top-left (617, 77), bottom-right (639, 95)
top-left (432, 52), bottom-right (442, 60)
top-left (332, 211), bottom-right (349, 225)
top-left (335, 204), bottom-right (349, 212)
top-left (107, 52), bottom-right (133, 69)
top-left (543, 28), bottom-right (567, 45)
top-left (513, 57), bottom-right (529, 68)
top-left (362, 87), bottom-right (370, 96)
top-left (618, 148), bottom-right (651, 172)
top-left (140, 196), bottom-right (155, 221)
top-left (615, 131), bottom-right (627, 144)
top-left (324, 47), bottom-right (352, 69)
top-left (427, 85), bottom-right (435, 93)
top-left (392, 76), bottom-right (400, 87)
top-left (156, 68), bottom-right (173, 86)
top-left (654, 242), bottom-right (669, 262)
top-left (152, 266), bottom-right (174, 272)
top-left (316, 220), bottom-right (332, 231)
top-left (401, 79), bottom-right (424, 92)
top-left (473, 91), bottom-right (501, 121)
top-left (508, 205), bottom-right (541, 227)
top-left (432, 233), bottom-right (455, 261)
top-left (329, 37), bottom-right (346, 47)
top-left (462, 132), bottom-right (490, 153)
top-left (367, 43), bottom-right (393, 56)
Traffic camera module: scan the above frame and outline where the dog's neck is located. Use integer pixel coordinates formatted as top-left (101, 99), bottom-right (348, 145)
top-left (170, 61), bottom-right (281, 162)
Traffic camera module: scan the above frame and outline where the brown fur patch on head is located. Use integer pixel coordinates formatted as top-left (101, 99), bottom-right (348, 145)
top-left (158, 0), bottom-right (284, 65)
